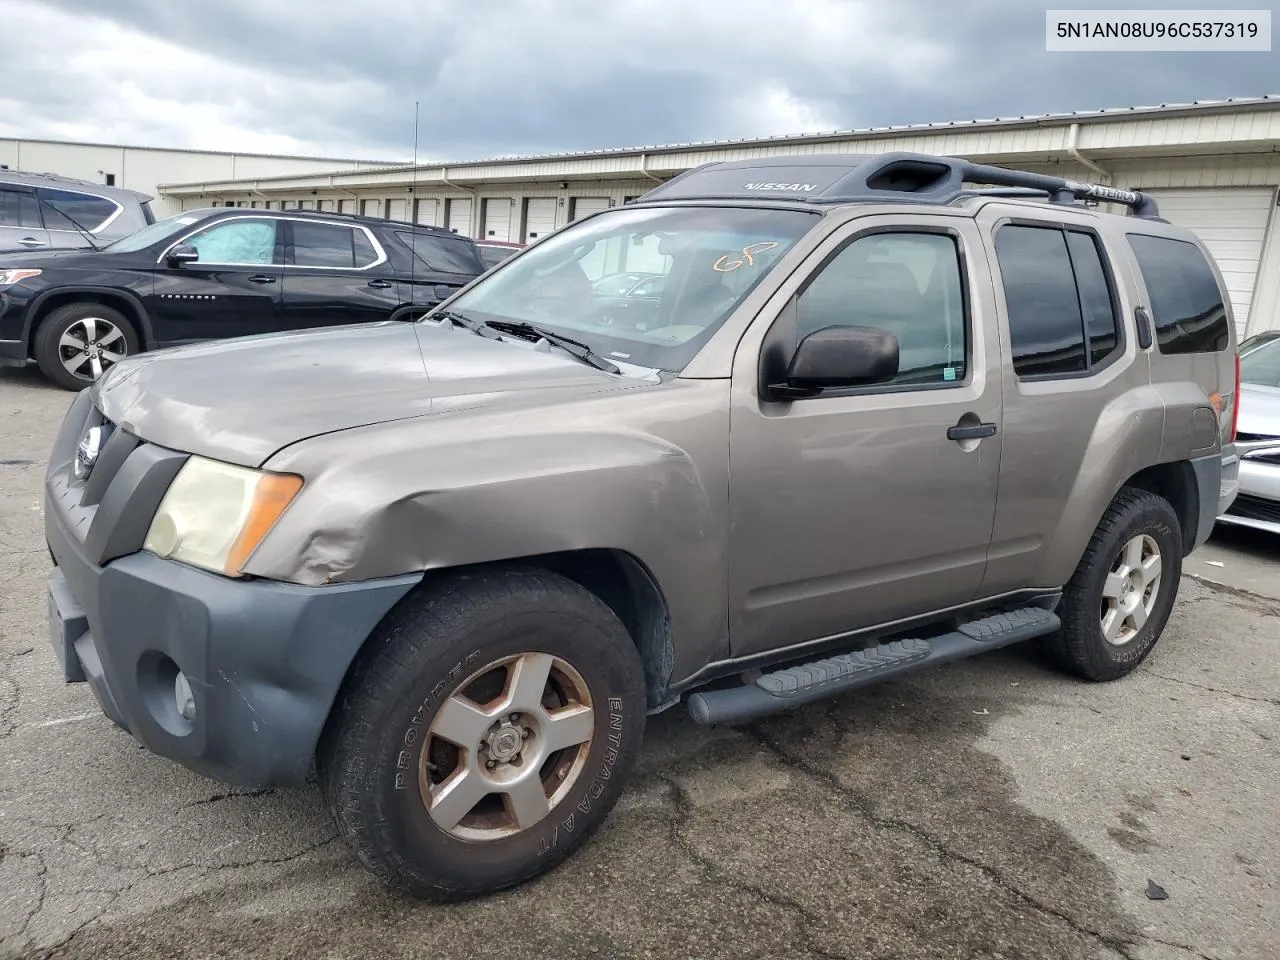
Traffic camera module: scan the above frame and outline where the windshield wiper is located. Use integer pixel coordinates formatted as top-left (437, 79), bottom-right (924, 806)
top-left (431, 309), bottom-right (502, 338)
top-left (484, 320), bottom-right (621, 374)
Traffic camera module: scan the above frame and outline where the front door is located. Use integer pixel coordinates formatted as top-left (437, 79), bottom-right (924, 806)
top-left (278, 218), bottom-right (401, 328)
top-left (149, 216), bottom-right (284, 345)
top-left (728, 216), bottom-right (1004, 658)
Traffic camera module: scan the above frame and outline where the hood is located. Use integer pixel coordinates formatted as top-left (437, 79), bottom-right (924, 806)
top-left (1237, 383), bottom-right (1280, 439)
top-left (95, 322), bottom-right (643, 466)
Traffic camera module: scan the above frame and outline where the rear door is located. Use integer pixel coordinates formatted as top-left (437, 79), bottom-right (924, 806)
top-left (975, 206), bottom-right (1148, 596)
top-left (0, 185), bottom-right (50, 253)
top-left (278, 218), bottom-right (400, 328)
top-left (149, 215), bottom-right (285, 344)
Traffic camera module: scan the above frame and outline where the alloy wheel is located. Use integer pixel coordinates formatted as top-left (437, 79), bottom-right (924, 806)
top-left (1100, 533), bottom-right (1163, 645)
top-left (421, 652), bottom-right (594, 841)
top-left (58, 317), bottom-right (127, 381)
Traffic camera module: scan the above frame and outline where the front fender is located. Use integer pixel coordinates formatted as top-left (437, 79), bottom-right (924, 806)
top-left (247, 384), bottom-right (732, 677)
top-left (27, 284), bottom-right (156, 348)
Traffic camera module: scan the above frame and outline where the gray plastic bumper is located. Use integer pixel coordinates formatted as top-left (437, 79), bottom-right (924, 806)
top-left (45, 523), bottom-right (420, 788)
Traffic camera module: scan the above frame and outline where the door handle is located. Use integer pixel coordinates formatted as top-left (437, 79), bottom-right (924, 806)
top-left (247, 275), bottom-right (276, 284)
top-left (947, 421), bottom-right (998, 441)
top-left (18, 237), bottom-right (46, 247)
top-left (367, 279), bottom-right (393, 289)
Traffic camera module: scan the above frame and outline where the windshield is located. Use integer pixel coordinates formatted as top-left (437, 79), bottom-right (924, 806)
top-left (102, 209), bottom-right (217, 252)
top-left (442, 205), bottom-right (818, 371)
top-left (1240, 336), bottom-right (1280, 388)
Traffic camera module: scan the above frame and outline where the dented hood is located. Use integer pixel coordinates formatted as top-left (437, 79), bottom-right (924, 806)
top-left (94, 321), bottom-right (635, 466)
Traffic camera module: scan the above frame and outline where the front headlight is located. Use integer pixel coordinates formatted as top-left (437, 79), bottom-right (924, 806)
top-left (0, 269), bottom-right (42, 286)
top-left (143, 456), bottom-right (302, 576)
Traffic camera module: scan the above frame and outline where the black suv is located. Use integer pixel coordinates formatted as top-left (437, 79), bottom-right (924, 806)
top-left (0, 207), bottom-right (486, 389)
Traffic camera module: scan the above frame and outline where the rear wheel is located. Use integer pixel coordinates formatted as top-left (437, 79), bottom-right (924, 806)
top-left (318, 568), bottom-right (646, 901)
top-left (1047, 489), bottom-right (1183, 681)
top-left (34, 302), bottom-right (140, 390)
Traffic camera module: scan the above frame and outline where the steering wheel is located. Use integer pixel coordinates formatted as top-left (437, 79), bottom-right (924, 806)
top-left (524, 293), bottom-right (578, 322)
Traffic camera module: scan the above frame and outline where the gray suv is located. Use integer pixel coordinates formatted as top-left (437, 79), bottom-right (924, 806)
top-left (0, 170), bottom-right (154, 252)
top-left (41, 152), bottom-right (1240, 901)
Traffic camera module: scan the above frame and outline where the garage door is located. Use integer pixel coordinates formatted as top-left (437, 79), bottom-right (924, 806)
top-left (570, 197), bottom-right (610, 221)
top-left (447, 198), bottom-right (473, 235)
top-left (482, 198), bottom-right (514, 241)
top-left (386, 198), bottom-right (408, 221)
top-left (360, 198), bottom-right (382, 218)
top-left (524, 198), bottom-right (557, 242)
top-left (414, 198), bottom-right (438, 226)
top-left (1140, 187), bottom-right (1276, 335)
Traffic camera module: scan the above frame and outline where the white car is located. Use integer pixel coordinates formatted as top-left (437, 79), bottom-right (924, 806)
top-left (1218, 334), bottom-right (1280, 533)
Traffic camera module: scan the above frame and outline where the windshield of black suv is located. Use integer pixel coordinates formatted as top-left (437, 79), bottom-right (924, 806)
top-left (441, 205), bottom-right (819, 371)
top-left (103, 209), bottom-right (218, 252)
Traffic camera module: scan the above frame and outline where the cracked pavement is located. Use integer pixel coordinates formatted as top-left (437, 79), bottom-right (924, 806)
top-left (2, 365), bottom-right (1278, 960)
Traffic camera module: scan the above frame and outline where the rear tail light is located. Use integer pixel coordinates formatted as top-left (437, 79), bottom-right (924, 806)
top-left (1230, 352), bottom-right (1241, 443)
top-left (1209, 352), bottom-right (1241, 445)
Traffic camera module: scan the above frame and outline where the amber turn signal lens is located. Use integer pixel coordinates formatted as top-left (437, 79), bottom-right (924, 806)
top-left (224, 473), bottom-right (303, 575)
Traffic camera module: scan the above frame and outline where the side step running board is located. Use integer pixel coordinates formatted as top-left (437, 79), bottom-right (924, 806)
top-left (687, 607), bottom-right (1060, 726)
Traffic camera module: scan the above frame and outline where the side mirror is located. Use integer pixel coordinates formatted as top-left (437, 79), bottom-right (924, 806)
top-left (167, 244), bottom-right (199, 265)
top-left (770, 325), bottom-right (899, 399)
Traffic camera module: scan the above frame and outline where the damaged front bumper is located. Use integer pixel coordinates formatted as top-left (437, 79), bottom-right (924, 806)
top-left (43, 390), bottom-right (421, 788)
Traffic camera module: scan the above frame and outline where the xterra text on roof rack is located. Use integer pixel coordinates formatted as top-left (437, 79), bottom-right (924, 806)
top-left (42, 151), bottom-right (1240, 900)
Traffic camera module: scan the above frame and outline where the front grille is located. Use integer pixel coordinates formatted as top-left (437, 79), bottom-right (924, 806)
top-left (46, 398), bottom-right (188, 565)
top-left (1225, 494), bottom-right (1280, 525)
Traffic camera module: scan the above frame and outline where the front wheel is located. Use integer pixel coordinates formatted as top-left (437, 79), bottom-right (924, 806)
top-left (318, 568), bottom-right (647, 901)
top-left (1046, 488), bottom-right (1183, 681)
top-left (34, 302), bottom-right (140, 390)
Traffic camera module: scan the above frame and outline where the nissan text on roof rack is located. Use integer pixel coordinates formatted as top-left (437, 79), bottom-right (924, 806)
top-left (41, 151), bottom-right (1240, 900)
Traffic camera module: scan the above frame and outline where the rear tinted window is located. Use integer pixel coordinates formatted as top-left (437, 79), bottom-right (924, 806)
top-left (995, 225), bottom-right (1120, 377)
top-left (38, 188), bottom-right (119, 232)
top-left (0, 187), bottom-right (41, 228)
top-left (1066, 232), bottom-right (1120, 366)
top-left (1127, 234), bottom-right (1230, 354)
top-left (397, 231), bottom-right (484, 274)
top-left (291, 221), bottom-right (380, 268)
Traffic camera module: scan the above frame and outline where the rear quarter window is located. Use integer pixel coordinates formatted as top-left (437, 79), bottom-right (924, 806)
top-left (1126, 233), bottom-right (1230, 354)
top-left (37, 187), bottom-right (120, 232)
top-left (397, 230), bottom-right (484, 275)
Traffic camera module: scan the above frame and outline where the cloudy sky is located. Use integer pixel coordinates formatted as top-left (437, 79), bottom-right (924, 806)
top-left (2, 0), bottom-right (1275, 162)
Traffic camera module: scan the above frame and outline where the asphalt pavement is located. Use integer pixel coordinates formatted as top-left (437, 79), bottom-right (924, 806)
top-left (1, 363), bottom-right (1277, 960)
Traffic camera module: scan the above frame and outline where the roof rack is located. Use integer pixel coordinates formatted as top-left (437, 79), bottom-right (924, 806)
top-left (636, 151), bottom-right (1162, 219)
top-left (218, 206), bottom-right (459, 234)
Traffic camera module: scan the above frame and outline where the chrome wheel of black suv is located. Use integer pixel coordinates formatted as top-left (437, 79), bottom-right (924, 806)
top-left (35, 302), bottom-right (139, 389)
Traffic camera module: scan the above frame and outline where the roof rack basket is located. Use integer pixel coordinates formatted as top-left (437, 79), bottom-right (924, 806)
top-left (638, 151), bottom-right (1162, 219)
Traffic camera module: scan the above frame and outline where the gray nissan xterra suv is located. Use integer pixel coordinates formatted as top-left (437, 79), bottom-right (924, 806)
top-left (43, 152), bottom-right (1241, 901)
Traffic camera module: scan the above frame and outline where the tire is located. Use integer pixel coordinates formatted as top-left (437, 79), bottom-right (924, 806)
top-left (1046, 488), bottom-right (1183, 682)
top-left (34, 302), bottom-right (141, 391)
top-left (318, 567), bottom-right (647, 901)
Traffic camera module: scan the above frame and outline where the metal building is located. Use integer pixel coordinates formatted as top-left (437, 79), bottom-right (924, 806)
top-left (0, 137), bottom-right (402, 219)
top-left (150, 95), bottom-right (1280, 338)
